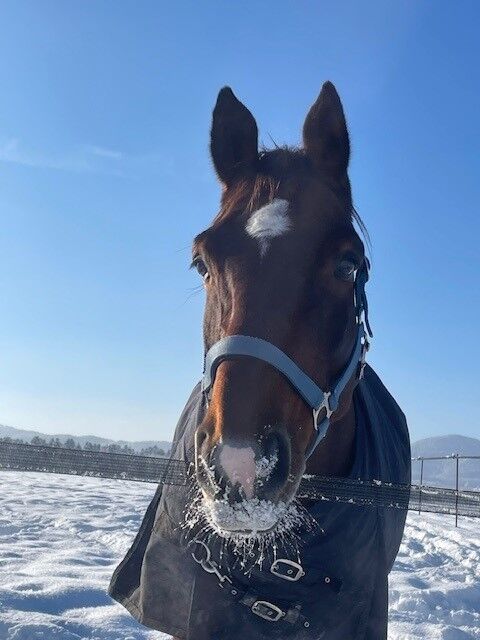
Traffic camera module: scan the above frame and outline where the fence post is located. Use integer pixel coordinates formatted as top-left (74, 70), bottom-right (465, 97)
top-left (418, 458), bottom-right (424, 514)
top-left (455, 454), bottom-right (459, 527)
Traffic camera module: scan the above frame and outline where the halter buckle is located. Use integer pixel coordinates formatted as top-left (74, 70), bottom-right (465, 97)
top-left (358, 335), bottom-right (370, 380)
top-left (313, 391), bottom-right (335, 429)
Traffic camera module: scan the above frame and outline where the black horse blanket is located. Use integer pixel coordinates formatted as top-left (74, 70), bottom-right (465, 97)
top-left (109, 364), bottom-right (410, 640)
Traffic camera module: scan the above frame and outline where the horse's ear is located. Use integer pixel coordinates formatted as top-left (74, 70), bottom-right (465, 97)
top-left (210, 87), bottom-right (258, 187)
top-left (303, 81), bottom-right (350, 178)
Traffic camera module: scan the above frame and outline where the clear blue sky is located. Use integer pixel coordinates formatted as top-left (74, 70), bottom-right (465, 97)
top-left (0, 1), bottom-right (478, 443)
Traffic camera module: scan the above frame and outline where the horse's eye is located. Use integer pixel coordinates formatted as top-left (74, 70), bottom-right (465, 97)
top-left (191, 257), bottom-right (209, 281)
top-left (335, 258), bottom-right (358, 282)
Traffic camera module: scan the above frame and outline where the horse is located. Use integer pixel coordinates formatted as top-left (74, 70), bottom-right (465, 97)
top-left (194, 81), bottom-right (368, 516)
top-left (109, 81), bottom-right (411, 640)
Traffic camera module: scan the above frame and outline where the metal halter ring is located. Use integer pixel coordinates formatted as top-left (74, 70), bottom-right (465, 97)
top-left (313, 390), bottom-right (336, 429)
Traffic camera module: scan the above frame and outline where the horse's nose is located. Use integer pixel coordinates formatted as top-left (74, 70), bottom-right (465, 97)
top-left (195, 427), bottom-right (291, 502)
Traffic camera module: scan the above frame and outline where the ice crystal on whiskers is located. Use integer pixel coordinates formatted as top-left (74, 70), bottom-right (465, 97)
top-left (182, 482), bottom-right (316, 572)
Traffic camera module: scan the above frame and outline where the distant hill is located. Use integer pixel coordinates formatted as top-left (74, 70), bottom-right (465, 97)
top-left (411, 434), bottom-right (480, 458)
top-left (1, 424), bottom-right (478, 489)
top-left (411, 435), bottom-right (480, 490)
top-left (0, 424), bottom-right (171, 455)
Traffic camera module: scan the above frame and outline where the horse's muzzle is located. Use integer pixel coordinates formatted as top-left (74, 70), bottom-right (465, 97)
top-left (194, 426), bottom-right (294, 532)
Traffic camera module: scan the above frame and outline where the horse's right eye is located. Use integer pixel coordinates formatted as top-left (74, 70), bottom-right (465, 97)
top-left (191, 257), bottom-right (209, 281)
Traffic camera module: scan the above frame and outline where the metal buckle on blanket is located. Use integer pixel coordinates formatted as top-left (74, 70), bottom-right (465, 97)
top-left (270, 558), bottom-right (305, 582)
top-left (251, 600), bottom-right (285, 622)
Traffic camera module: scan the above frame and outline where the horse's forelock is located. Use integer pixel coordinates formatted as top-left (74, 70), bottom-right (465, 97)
top-left (214, 148), bottom-right (309, 225)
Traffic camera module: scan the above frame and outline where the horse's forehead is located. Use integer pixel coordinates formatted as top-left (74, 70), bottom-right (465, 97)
top-left (201, 179), bottom-right (347, 263)
top-left (242, 184), bottom-right (340, 254)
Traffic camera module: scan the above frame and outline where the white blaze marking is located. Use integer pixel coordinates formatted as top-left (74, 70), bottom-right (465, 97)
top-left (219, 445), bottom-right (256, 499)
top-left (245, 198), bottom-right (291, 257)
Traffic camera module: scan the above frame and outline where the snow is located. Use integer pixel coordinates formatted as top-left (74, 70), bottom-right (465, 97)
top-left (389, 512), bottom-right (480, 639)
top-left (0, 471), bottom-right (166, 640)
top-left (1, 471), bottom-right (479, 639)
top-left (255, 452), bottom-right (278, 480)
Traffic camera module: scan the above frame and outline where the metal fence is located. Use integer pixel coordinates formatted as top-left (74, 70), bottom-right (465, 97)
top-left (412, 454), bottom-right (480, 526)
top-left (1, 441), bottom-right (479, 521)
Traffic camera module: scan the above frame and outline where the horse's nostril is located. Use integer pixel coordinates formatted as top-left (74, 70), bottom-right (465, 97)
top-left (264, 431), bottom-right (281, 459)
top-left (257, 431), bottom-right (290, 496)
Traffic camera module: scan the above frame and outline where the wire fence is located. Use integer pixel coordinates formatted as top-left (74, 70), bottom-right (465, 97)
top-left (0, 440), bottom-right (188, 485)
top-left (0, 442), bottom-right (479, 523)
top-left (412, 454), bottom-right (480, 526)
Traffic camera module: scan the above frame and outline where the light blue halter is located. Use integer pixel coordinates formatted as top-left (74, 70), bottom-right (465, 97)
top-left (202, 264), bottom-right (372, 459)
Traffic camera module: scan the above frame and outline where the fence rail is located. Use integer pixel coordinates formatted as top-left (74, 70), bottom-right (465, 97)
top-left (0, 442), bottom-right (479, 524)
top-left (412, 455), bottom-right (480, 461)
top-left (0, 440), bottom-right (188, 485)
top-left (412, 454), bottom-right (480, 526)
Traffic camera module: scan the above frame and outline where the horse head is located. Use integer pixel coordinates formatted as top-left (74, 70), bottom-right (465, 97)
top-left (192, 82), bottom-right (368, 536)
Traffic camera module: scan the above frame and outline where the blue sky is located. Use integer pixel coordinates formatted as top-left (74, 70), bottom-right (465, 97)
top-left (0, 1), bottom-right (478, 443)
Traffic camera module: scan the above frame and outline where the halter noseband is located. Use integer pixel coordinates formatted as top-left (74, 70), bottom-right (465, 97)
top-left (201, 262), bottom-right (372, 459)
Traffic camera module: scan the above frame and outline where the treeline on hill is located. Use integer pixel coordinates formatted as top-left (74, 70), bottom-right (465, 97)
top-left (0, 436), bottom-right (167, 458)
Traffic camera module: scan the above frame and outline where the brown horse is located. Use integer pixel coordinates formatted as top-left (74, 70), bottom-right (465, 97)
top-left (193, 81), bottom-right (366, 529)
top-left (110, 81), bottom-right (410, 640)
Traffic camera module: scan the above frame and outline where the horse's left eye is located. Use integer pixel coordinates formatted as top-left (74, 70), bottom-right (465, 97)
top-left (335, 258), bottom-right (357, 282)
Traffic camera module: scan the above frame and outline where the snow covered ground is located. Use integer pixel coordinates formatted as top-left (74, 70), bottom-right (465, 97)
top-left (0, 471), bottom-right (478, 640)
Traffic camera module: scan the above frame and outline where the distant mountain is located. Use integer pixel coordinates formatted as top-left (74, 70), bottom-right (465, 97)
top-left (2, 424), bottom-right (478, 489)
top-left (0, 424), bottom-right (171, 455)
top-left (411, 435), bottom-right (480, 490)
top-left (411, 435), bottom-right (480, 458)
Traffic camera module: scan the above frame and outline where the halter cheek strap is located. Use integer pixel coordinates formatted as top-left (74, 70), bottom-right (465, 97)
top-left (201, 264), bottom-right (372, 460)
